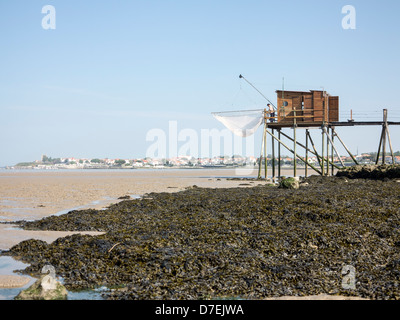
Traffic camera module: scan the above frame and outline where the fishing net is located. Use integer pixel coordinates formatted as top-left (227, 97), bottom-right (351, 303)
top-left (212, 109), bottom-right (264, 137)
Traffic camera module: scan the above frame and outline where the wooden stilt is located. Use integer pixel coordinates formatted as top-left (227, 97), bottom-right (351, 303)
top-left (293, 107), bottom-right (297, 178)
top-left (387, 127), bottom-right (395, 164)
top-left (281, 130), bottom-right (340, 170)
top-left (307, 130), bottom-right (323, 169)
top-left (382, 109), bottom-right (387, 164)
top-left (321, 126), bottom-right (325, 176)
top-left (272, 128), bottom-right (275, 181)
top-left (332, 128), bottom-right (359, 165)
top-left (257, 123), bottom-right (265, 179)
top-left (305, 129), bottom-right (309, 177)
top-left (326, 126), bottom-right (330, 176)
top-left (331, 127), bottom-right (335, 174)
top-left (382, 110), bottom-right (387, 165)
top-left (264, 123), bottom-right (268, 179)
top-left (385, 111), bottom-right (395, 164)
top-left (266, 129), bottom-right (322, 175)
top-left (323, 127), bottom-right (345, 167)
top-left (375, 126), bottom-right (384, 165)
top-left (278, 129), bottom-right (281, 179)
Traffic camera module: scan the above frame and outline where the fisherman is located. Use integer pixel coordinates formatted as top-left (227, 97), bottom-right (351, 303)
top-left (267, 103), bottom-right (275, 123)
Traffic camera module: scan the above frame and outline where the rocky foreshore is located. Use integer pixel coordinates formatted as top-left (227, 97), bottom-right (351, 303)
top-left (2, 175), bottom-right (400, 300)
top-left (337, 164), bottom-right (400, 180)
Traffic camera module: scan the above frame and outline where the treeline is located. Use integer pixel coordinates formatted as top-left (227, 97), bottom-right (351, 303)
top-left (41, 155), bottom-right (62, 164)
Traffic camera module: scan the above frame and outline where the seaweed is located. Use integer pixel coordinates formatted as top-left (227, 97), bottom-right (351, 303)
top-left (3, 177), bottom-right (400, 300)
top-left (337, 164), bottom-right (400, 180)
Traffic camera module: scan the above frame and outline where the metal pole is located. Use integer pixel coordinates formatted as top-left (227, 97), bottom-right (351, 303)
top-left (238, 74), bottom-right (276, 109)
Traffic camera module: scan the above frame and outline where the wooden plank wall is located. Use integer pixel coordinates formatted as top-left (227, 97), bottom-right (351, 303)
top-left (276, 90), bottom-right (339, 124)
top-left (328, 96), bottom-right (339, 122)
top-left (303, 95), bottom-right (313, 122)
top-left (312, 91), bottom-right (324, 122)
top-left (292, 96), bottom-right (303, 122)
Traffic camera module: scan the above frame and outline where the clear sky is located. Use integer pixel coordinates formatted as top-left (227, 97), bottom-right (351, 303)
top-left (1, 0), bottom-right (400, 166)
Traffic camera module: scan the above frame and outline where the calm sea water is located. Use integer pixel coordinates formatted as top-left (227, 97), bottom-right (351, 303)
top-left (0, 166), bottom-right (303, 177)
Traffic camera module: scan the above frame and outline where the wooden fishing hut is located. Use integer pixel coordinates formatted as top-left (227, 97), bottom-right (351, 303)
top-left (215, 75), bottom-right (400, 180)
top-left (275, 90), bottom-right (339, 124)
top-left (260, 89), bottom-right (400, 180)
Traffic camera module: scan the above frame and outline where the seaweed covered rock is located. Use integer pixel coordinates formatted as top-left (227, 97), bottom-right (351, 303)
top-left (16, 209), bottom-right (107, 232)
top-left (15, 275), bottom-right (67, 300)
top-left (337, 164), bottom-right (400, 180)
top-left (278, 177), bottom-right (299, 189)
top-left (2, 239), bottom-right (50, 262)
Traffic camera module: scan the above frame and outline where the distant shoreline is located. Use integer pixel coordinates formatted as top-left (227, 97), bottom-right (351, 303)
top-left (2, 164), bottom-right (340, 171)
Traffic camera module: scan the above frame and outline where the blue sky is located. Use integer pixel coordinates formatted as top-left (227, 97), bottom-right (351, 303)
top-left (1, 0), bottom-right (400, 166)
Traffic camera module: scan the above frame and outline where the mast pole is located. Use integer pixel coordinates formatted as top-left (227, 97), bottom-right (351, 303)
top-left (239, 74), bottom-right (276, 110)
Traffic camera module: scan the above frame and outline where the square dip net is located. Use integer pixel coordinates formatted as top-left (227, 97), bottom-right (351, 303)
top-left (212, 109), bottom-right (264, 137)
